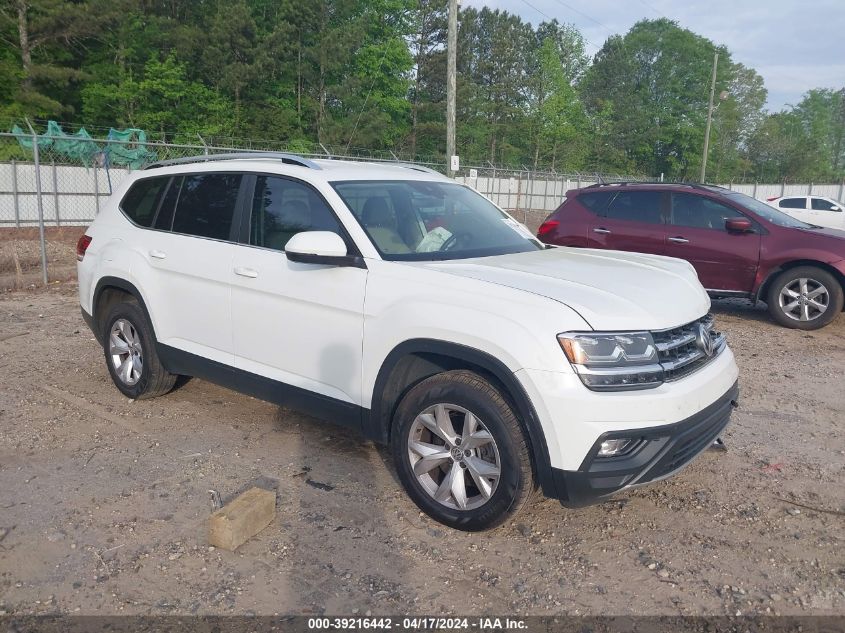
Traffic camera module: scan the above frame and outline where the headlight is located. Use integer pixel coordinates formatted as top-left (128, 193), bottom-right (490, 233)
top-left (558, 332), bottom-right (664, 391)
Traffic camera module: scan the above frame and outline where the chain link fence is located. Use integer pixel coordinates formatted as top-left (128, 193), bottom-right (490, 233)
top-left (0, 130), bottom-right (648, 290)
top-left (3, 129), bottom-right (844, 291)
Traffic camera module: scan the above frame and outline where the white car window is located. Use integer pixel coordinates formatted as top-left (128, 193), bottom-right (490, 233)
top-left (779, 197), bottom-right (806, 209)
top-left (810, 198), bottom-right (841, 212)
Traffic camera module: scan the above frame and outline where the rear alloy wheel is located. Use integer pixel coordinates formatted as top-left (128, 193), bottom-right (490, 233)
top-left (102, 300), bottom-right (177, 399)
top-left (391, 370), bottom-right (534, 531)
top-left (767, 266), bottom-right (843, 330)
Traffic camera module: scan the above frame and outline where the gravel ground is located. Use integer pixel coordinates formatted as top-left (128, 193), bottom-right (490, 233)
top-left (0, 287), bottom-right (843, 617)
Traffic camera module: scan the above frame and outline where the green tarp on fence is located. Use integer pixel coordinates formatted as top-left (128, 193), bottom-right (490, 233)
top-left (11, 121), bottom-right (157, 169)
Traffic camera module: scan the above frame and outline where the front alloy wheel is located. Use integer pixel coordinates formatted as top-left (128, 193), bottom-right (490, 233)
top-left (392, 370), bottom-right (535, 531)
top-left (408, 403), bottom-right (501, 511)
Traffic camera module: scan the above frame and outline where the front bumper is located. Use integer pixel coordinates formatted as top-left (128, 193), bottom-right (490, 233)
top-left (552, 380), bottom-right (739, 507)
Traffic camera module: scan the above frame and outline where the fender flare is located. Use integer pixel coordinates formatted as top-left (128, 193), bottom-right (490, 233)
top-left (367, 338), bottom-right (559, 498)
top-left (91, 276), bottom-right (157, 345)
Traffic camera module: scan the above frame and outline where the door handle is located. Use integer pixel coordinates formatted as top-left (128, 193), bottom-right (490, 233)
top-left (234, 266), bottom-right (259, 279)
top-left (593, 227), bottom-right (611, 234)
top-left (668, 236), bottom-right (689, 244)
top-left (149, 250), bottom-right (167, 259)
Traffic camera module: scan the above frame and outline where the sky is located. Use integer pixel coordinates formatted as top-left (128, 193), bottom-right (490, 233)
top-left (465, 0), bottom-right (845, 111)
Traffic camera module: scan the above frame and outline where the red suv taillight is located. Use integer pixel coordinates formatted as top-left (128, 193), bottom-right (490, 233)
top-left (537, 219), bottom-right (560, 237)
top-left (76, 235), bottom-right (92, 261)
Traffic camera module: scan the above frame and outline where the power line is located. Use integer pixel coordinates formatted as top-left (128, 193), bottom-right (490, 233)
top-left (636, 0), bottom-right (663, 17)
top-left (549, 0), bottom-right (615, 35)
top-left (515, 0), bottom-right (602, 50)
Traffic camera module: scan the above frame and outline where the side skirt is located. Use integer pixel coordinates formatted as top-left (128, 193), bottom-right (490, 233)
top-left (156, 344), bottom-right (365, 433)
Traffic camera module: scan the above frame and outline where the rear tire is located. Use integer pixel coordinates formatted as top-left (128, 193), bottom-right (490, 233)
top-left (391, 370), bottom-right (535, 531)
top-left (102, 300), bottom-right (177, 399)
top-left (766, 266), bottom-right (843, 330)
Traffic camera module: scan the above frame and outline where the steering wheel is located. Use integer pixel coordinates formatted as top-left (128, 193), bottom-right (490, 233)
top-left (441, 231), bottom-right (472, 251)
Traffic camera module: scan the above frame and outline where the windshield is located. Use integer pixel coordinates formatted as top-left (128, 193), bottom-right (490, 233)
top-left (331, 180), bottom-right (543, 261)
top-left (725, 191), bottom-right (814, 229)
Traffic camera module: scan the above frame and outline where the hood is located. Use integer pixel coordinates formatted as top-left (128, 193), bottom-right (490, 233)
top-left (414, 247), bottom-right (711, 331)
top-left (795, 225), bottom-right (845, 248)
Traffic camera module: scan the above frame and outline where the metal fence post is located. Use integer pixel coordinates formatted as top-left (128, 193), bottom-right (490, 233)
top-left (51, 160), bottom-right (60, 227)
top-left (752, 182), bottom-right (758, 199)
top-left (781, 180), bottom-right (785, 197)
top-left (839, 180), bottom-right (844, 203)
top-left (808, 182), bottom-right (813, 195)
top-left (542, 172), bottom-right (550, 212)
top-left (26, 119), bottom-right (48, 285)
top-left (94, 163), bottom-right (100, 215)
top-left (11, 159), bottom-right (20, 228)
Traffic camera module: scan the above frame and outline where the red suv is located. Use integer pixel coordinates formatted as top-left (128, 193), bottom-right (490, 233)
top-left (537, 183), bottom-right (845, 330)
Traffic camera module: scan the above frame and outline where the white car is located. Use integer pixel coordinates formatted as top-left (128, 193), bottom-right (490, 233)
top-left (76, 153), bottom-right (739, 530)
top-left (766, 195), bottom-right (845, 230)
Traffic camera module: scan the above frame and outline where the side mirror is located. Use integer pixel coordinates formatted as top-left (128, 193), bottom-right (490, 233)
top-left (725, 218), bottom-right (753, 233)
top-left (831, 206), bottom-right (842, 212)
top-left (285, 231), bottom-right (364, 268)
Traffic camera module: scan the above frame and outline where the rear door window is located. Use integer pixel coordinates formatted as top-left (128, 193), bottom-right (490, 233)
top-left (120, 177), bottom-right (170, 227)
top-left (779, 197), bottom-right (806, 209)
top-left (605, 191), bottom-right (664, 224)
top-left (171, 173), bottom-right (242, 241)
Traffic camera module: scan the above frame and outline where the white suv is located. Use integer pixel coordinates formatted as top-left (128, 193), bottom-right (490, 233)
top-left (77, 153), bottom-right (739, 531)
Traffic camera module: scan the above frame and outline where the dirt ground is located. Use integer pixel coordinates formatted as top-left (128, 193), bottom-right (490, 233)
top-left (0, 227), bottom-right (85, 291)
top-left (0, 287), bottom-right (843, 618)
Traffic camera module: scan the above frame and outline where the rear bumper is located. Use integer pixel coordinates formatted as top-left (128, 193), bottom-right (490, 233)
top-left (552, 380), bottom-right (739, 507)
top-left (81, 307), bottom-right (100, 344)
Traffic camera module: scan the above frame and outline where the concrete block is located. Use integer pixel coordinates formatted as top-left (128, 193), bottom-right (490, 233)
top-left (208, 486), bottom-right (276, 551)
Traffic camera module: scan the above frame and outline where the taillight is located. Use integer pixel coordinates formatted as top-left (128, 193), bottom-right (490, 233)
top-left (537, 220), bottom-right (560, 237)
top-left (76, 235), bottom-right (92, 261)
top-left (766, 196), bottom-right (779, 202)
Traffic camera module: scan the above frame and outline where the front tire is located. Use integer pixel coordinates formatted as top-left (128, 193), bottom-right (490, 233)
top-left (391, 370), bottom-right (535, 531)
top-left (102, 300), bottom-right (177, 399)
top-left (766, 266), bottom-right (843, 330)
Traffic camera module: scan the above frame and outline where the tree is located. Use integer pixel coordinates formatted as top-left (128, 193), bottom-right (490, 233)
top-left (710, 62), bottom-right (767, 181)
top-left (532, 37), bottom-right (588, 170)
top-left (407, 0), bottom-right (446, 157)
top-left (581, 19), bottom-right (731, 179)
top-left (0, 0), bottom-right (111, 120)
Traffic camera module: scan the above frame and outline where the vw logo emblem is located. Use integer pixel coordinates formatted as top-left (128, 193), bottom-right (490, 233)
top-left (696, 323), bottom-right (715, 357)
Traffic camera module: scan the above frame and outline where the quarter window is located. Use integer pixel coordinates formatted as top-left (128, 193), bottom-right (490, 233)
top-left (120, 177), bottom-right (169, 227)
top-left (249, 176), bottom-right (342, 251)
top-left (171, 174), bottom-right (242, 240)
top-left (605, 191), bottom-right (663, 224)
top-left (779, 197), bottom-right (806, 209)
top-left (670, 193), bottom-right (740, 230)
top-left (578, 191), bottom-right (614, 214)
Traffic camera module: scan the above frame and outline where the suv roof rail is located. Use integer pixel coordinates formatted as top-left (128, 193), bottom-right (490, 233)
top-left (143, 152), bottom-right (322, 170)
top-left (395, 163), bottom-right (444, 176)
top-left (583, 181), bottom-right (727, 191)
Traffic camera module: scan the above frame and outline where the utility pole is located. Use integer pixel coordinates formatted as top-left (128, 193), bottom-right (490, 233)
top-left (700, 52), bottom-right (719, 183)
top-left (446, 0), bottom-right (457, 177)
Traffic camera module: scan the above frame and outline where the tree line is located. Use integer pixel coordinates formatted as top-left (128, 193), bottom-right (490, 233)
top-left (1, 0), bottom-right (844, 182)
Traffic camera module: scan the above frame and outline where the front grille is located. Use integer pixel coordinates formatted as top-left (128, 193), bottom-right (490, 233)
top-left (652, 313), bottom-right (725, 381)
